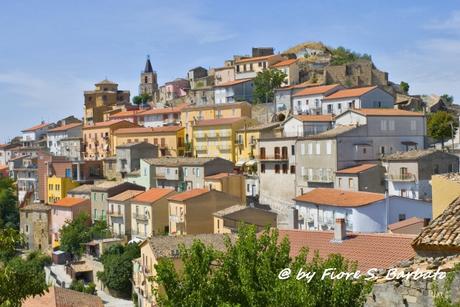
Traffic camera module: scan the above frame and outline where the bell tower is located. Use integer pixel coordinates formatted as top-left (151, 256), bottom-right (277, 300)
top-left (139, 55), bottom-right (158, 97)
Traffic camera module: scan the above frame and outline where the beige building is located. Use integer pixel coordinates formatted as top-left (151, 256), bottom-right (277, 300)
top-left (271, 58), bottom-right (300, 86)
top-left (83, 120), bottom-right (138, 160)
top-left (213, 205), bottom-right (277, 234)
top-left (130, 188), bottom-right (177, 239)
top-left (234, 54), bottom-right (284, 80)
top-left (84, 79), bottom-right (130, 125)
top-left (168, 189), bottom-right (241, 235)
top-left (214, 66), bottom-right (235, 86)
top-left (431, 174), bottom-right (460, 219)
top-left (335, 163), bottom-right (385, 193)
top-left (107, 190), bottom-right (144, 239)
top-left (204, 172), bottom-right (246, 203)
top-left (20, 203), bottom-right (51, 252)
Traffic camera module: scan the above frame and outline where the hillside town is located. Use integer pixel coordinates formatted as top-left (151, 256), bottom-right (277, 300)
top-left (2, 42), bottom-right (460, 306)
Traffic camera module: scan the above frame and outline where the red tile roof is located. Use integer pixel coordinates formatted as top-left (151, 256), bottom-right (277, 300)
top-left (114, 126), bottom-right (183, 135)
top-left (48, 122), bottom-right (82, 132)
top-left (279, 229), bottom-right (416, 271)
top-left (22, 122), bottom-right (51, 132)
top-left (139, 104), bottom-right (188, 116)
top-left (107, 190), bottom-right (144, 202)
top-left (336, 164), bottom-right (377, 174)
top-left (351, 109), bottom-right (424, 117)
top-left (235, 55), bottom-right (276, 63)
top-left (293, 115), bottom-right (334, 122)
top-left (52, 197), bottom-right (90, 208)
top-left (323, 86), bottom-right (378, 100)
top-left (23, 286), bottom-right (104, 307)
top-left (110, 110), bottom-right (143, 118)
top-left (388, 217), bottom-right (425, 231)
top-left (133, 188), bottom-right (175, 203)
top-left (292, 84), bottom-right (341, 97)
top-left (294, 188), bottom-right (385, 207)
top-left (204, 172), bottom-right (236, 180)
top-left (271, 58), bottom-right (298, 68)
top-left (167, 188), bottom-right (209, 202)
top-left (214, 78), bottom-right (252, 87)
top-left (194, 117), bottom-right (247, 127)
top-left (83, 119), bottom-right (135, 129)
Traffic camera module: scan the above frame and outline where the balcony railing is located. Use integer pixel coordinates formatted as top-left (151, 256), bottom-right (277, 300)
top-left (108, 211), bottom-right (123, 217)
top-left (387, 173), bottom-right (416, 182)
top-left (259, 155), bottom-right (288, 161)
top-left (133, 213), bottom-right (149, 221)
top-left (304, 175), bottom-right (333, 183)
top-left (217, 144), bottom-right (231, 151)
top-left (169, 214), bottom-right (184, 223)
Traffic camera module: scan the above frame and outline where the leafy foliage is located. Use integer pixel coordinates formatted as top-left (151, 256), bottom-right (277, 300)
top-left (433, 263), bottom-right (460, 307)
top-left (330, 46), bottom-right (372, 65)
top-left (70, 280), bottom-right (97, 295)
top-left (441, 94), bottom-right (454, 106)
top-left (427, 111), bottom-right (459, 147)
top-left (133, 93), bottom-right (152, 106)
top-left (0, 178), bottom-right (19, 229)
top-left (253, 69), bottom-right (287, 104)
top-left (400, 81), bottom-right (410, 94)
top-left (97, 243), bottom-right (140, 297)
top-left (153, 225), bottom-right (372, 307)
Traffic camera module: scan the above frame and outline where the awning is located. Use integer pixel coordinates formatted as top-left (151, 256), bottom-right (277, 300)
top-left (246, 160), bottom-right (257, 166)
top-left (235, 160), bottom-right (247, 167)
top-left (402, 141), bottom-right (418, 145)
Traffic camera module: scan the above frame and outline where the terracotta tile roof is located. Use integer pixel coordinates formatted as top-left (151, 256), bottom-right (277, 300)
top-left (22, 122), bottom-right (51, 132)
top-left (109, 109), bottom-right (143, 118)
top-left (294, 188), bottom-right (385, 207)
top-left (107, 190), bottom-right (144, 202)
top-left (214, 78), bottom-right (252, 87)
top-left (52, 197), bottom-right (90, 208)
top-left (235, 55), bottom-right (276, 63)
top-left (139, 104), bottom-right (188, 116)
top-left (47, 122), bottom-right (82, 132)
top-left (383, 149), bottom-right (442, 161)
top-left (323, 86), bottom-right (378, 100)
top-left (413, 197), bottom-right (460, 250)
top-left (114, 126), bottom-right (183, 135)
top-left (83, 119), bottom-right (135, 129)
top-left (23, 286), bottom-right (104, 307)
top-left (204, 172), bottom-right (237, 180)
top-left (271, 58), bottom-right (298, 68)
top-left (279, 230), bottom-right (416, 271)
top-left (351, 108), bottom-right (424, 117)
top-left (182, 101), bottom-right (251, 111)
top-left (0, 165), bottom-right (8, 171)
top-left (294, 114), bottom-right (334, 122)
top-left (292, 84), bottom-right (341, 97)
top-left (194, 117), bottom-right (247, 127)
top-left (305, 124), bottom-right (357, 139)
top-left (67, 184), bottom-right (93, 195)
top-left (167, 188), bottom-right (210, 202)
top-left (132, 188), bottom-right (175, 203)
top-left (388, 217), bottom-right (425, 231)
top-left (336, 163), bottom-right (377, 174)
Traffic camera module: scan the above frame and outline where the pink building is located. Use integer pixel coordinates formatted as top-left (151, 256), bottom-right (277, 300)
top-left (50, 197), bottom-right (91, 245)
top-left (159, 78), bottom-right (190, 103)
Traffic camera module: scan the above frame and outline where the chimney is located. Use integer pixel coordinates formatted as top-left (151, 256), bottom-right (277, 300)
top-left (334, 218), bottom-right (347, 241)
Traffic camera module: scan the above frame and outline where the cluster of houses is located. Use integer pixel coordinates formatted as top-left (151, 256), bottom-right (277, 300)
top-left (4, 46), bottom-right (460, 306)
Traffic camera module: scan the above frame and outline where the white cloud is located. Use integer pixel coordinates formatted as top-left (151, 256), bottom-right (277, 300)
top-left (425, 10), bottom-right (460, 31)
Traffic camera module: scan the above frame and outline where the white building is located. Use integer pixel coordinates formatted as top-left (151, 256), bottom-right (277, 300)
top-left (291, 84), bottom-right (342, 115)
top-left (47, 123), bottom-right (82, 156)
top-left (294, 188), bottom-right (432, 233)
top-left (141, 105), bottom-right (183, 127)
top-left (283, 115), bottom-right (333, 137)
top-left (322, 86), bottom-right (394, 115)
top-left (21, 122), bottom-right (53, 147)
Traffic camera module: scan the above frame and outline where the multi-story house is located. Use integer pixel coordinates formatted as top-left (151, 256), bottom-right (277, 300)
top-left (15, 156), bottom-right (39, 203)
top-left (274, 82), bottom-right (315, 113)
top-left (158, 78), bottom-right (190, 103)
top-left (47, 123), bottom-right (82, 156)
top-left (0, 143), bottom-right (20, 166)
top-left (258, 136), bottom-right (297, 224)
top-left (21, 122), bottom-right (53, 148)
top-left (82, 119), bottom-right (138, 160)
top-left (186, 87), bottom-right (215, 106)
top-left (181, 101), bottom-right (252, 144)
top-left (109, 109), bottom-right (145, 125)
top-left (67, 184), bottom-right (93, 199)
top-left (204, 172), bottom-right (246, 203)
top-left (168, 189), bottom-right (241, 235)
top-left (83, 79), bottom-right (130, 125)
top-left (130, 188), bottom-right (176, 239)
top-left (47, 176), bottom-right (79, 204)
top-left (114, 126), bottom-right (185, 157)
top-left (234, 54), bottom-right (284, 80)
top-left (192, 117), bottom-right (254, 162)
top-left (213, 205), bottom-right (277, 234)
top-left (140, 104), bottom-right (186, 128)
top-left (382, 149), bottom-right (459, 200)
top-left (214, 79), bottom-right (254, 104)
top-left (128, 157), bottom-right (234, 191)
top-left (322, 86), bottom-right (394, 115)
top-left (335, 163), bottom-right (385, 193)
top-left (107, 189), bottom-right (144, 239)
top-left (115, 142), bottom-right (157, 177)
top-left (50, 197), bottom-right (91, 245)
top-left (187, 66), bottom-right (209, 89)
top-left (58, 137), bottom-right (83, 161)
top-left (214, 66), bottom-right (235, 86)
top-left (283, 115), bottom-right (334, 137)
top-left (270, 58), bottom-right (300, 87)
top-left (291, 84), bottom-right (342, 115)
top-left (90, 181), bottom-right (145, 222)
top-left (294, 188), bottom-right (431, 232)
top-left (20, 203), bottom-right (51, 251)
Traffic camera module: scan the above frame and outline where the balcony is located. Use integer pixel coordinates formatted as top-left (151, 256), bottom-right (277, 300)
top-left (195, 133), bottom-right (207, 140)
top-left (133, 213), bottom-right (149, 221)
top-left (387, 173), bottom-right (416, 182)
top-left (217, 144), bottom-right (231, 151)
top-left (108, 211), bottom-right (123, 217)
top-left (219, 131), bottom-right (231, 138)
top-left (259, 155), bottom-right (288, 161)
top-left (131, 230), bottom-right (148, 238)
top-left (169, 214), bottom-right (184, 223)
top-left (195, 145), bottom-right (208, 152)
top-left (304, 175), bottom-right (333, 183)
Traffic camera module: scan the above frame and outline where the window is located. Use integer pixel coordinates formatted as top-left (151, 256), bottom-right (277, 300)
top-left (275, 164), bottom-right (280, 174)
top-left (49, 184), bottom-right (53, 191)
top-left (399, 214), bottom-right (406, 221)
top-left (389, 120), bottom-right (395, 131)
top-left (184, 168), bottom-right (188, 176)
top-left (260, 164), bottom-right (265, 173)
top-left (380, 120), bottom-right (387, 131)
top-left (301, 166), bottom-right (305, 177)
top-left (410, 120), bottom-right (417, 131)
top-left (290, 165), bottom-right (296, 174)
top-left (274, 147), bottom-right (280, 159)
top-left (291, 145), bottom-right (295, 155)
top-left (260, 147), bottom-right (266, 159)
top-left (400, 189), bottom-right (407, 197)
top-left (316, 143), bottom-right (321, 155)
top-left (380, 146), bottom-right (385, 155)
top-left (338, 178), bottom-right (342, 187)
top-left (326, 141), bottom-right (332, 155)
top-left (307, 143), bottom-right (313, 155)
top-left (327, 104), bottom-right (333, 114)
top-left (348, 178), bottom-right (353, 188)
top-left (433, 164), bottom-right (439, 174)
top-left (301, 143), bottom-right (305, 155)
top-left (26, 225), bottom-right (29, 233)
top-left (282, 164), bottom-right (288, 174)
top-left (282, 147), bottom-right (288, 159)
top-left (94, 209), bottom-right (97, 219)
top-left (449, 164), bottom-right (454, 173)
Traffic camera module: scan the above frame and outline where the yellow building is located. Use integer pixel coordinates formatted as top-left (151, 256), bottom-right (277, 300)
top-left (192, 117), bottom-right (255, 162)
top-left (234, 122), bottom-right (281, 163)
top-left (181, 101), bottom-right (252, 143)
top-left (432, 174), bottom-right (460, 218)
top-left (47, 176), bottom-right (79, 204)
top-left (204, 172), bottom-right (246, 203)
top-left (84, 79), bottom-right (131, 125)
top-left (82, 119), bottom-right (138, 160)
top-left (113, 126), bottom-right (185, 157)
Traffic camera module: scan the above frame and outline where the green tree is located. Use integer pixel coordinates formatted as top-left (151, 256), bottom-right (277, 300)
top-left (153, 225), bottom-right (372, 307)
top-left (428, 111), bottom-right (459, 148)
top-left (330, 46), bottom-right (372, 65)
top-left (97, 243), bottom-right (140, 298)
top-left (133, 93), bottom-right (152, 106)
top-left (59, 213), bottom-right (91, 258)
top-left (70, 280), bottom-right (97, 295)
top-left (0, 178), bottom-right (19, 229)
top-left (253, 69), bottom-right (287, 104)
top-left (441, 94), bottom-right (454, 106)
top-left (89, 220), bottom-right (111, 240)
top-left (400, 81), bottom-right (410, 94)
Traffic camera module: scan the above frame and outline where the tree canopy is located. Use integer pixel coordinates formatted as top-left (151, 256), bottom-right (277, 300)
top-left (0, 178), bottom-right (19, 229)
top-left (133, 93), bottom-right (153, 106)
top-left (253, 69), bottom-right (287, 104)
top-left (441, 94), bottom-right (454, 106)
top-left (400, 81), bottom-right (410, 94)
top-left (427, 111), bottom-right (459, 148)
top-left (330, 46), bottom-right (372, 65)
top-left (153, 225), bottom-right (372, 307)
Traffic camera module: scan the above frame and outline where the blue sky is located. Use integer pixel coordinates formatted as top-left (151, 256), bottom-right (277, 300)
top-left (1, 1), bottom-right (460, 141)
